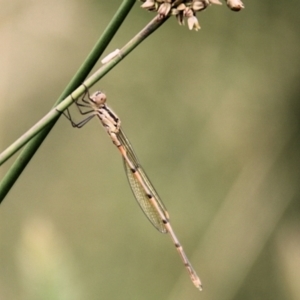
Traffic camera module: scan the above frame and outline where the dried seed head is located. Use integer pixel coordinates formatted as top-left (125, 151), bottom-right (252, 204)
top-left (139, 0), bottom-right (244, 31)
top-left (226, 0), bottom-right (245, 11)
top-left (158, 2), bottom-right (172, 16)
top-left (192, 0), bottom-right (209, 11)
top-left (141, 0), bottom-right (158, 11)
top-left (187, 15), bottom-right (201, 31)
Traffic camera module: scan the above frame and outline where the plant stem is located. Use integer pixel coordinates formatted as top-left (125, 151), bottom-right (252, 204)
top-left (0, 0), bottom-right (136, 203)
top-left (0, 13), bottom-right (169, 203)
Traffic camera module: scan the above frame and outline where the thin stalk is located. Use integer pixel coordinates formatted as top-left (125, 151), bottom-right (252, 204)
top-left (0, 0), bottom-right (136, 203)
top-left (0, 14), bottom-right (169, 203)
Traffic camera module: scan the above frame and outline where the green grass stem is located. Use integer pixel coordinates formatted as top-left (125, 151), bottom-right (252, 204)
top-left (0, 12), bottom-right (169, 203)
top-left (0, 0), bottom-right (136, 203)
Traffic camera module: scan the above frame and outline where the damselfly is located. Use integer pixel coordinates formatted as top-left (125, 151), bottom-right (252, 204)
top-left (61, 87), bottom-right (202, 291)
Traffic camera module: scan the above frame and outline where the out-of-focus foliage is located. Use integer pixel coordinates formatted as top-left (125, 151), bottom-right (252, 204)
top-left (1, 1), bottom-right (300, 299)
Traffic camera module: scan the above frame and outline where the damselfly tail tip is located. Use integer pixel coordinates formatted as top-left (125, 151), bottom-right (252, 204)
top-left (194, 282), bottom-right (203, 291)
top-left (192, 276), bottom-right (203, 291)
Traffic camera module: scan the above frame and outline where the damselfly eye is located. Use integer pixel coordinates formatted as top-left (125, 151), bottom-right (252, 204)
top-left (90, 91), bottom-right (107, 105)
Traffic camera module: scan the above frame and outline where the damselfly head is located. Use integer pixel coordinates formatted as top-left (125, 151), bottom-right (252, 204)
top-left (90, 91), bottom-right (107, 107)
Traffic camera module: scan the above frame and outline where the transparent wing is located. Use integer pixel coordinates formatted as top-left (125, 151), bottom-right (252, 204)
top-left (117, 129), bottom-right (168, 233)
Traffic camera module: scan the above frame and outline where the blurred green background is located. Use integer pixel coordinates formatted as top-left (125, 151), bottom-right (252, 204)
top-left (1, 1), bottom-right (300, 299)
